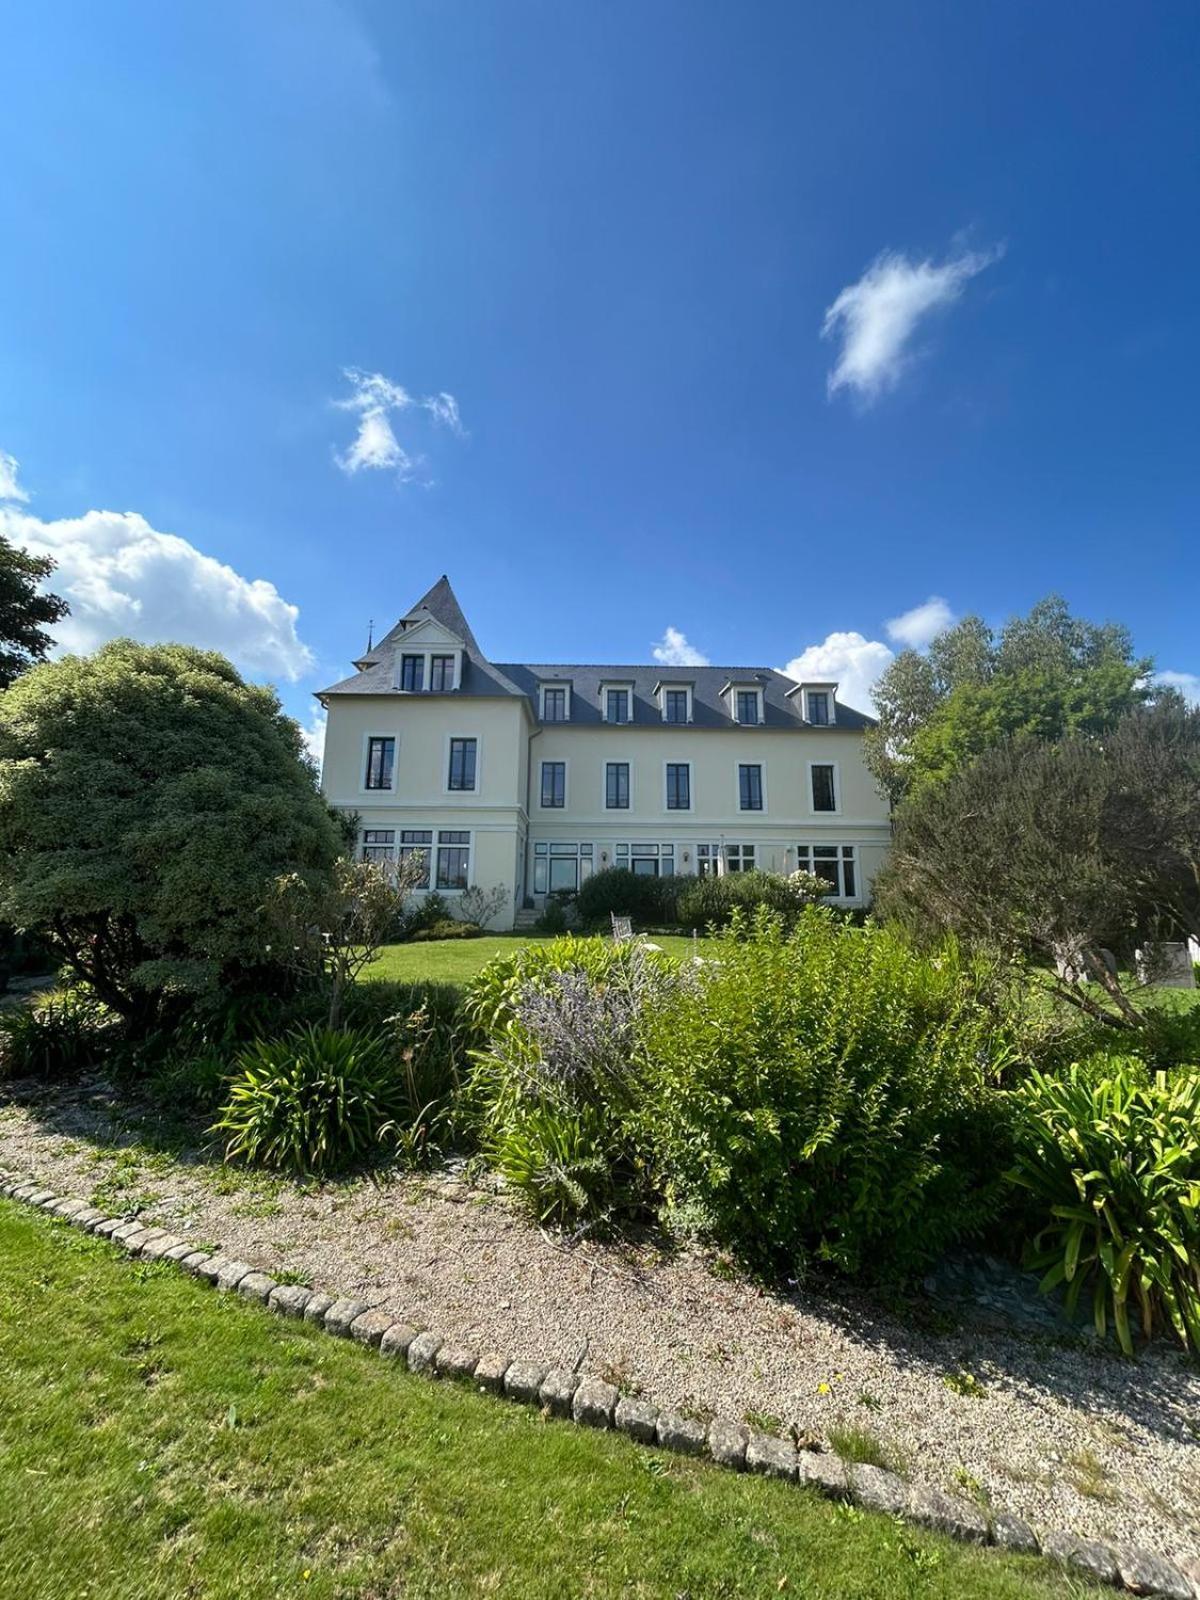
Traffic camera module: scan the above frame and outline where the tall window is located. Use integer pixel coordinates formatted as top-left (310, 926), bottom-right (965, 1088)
top-left (361, 829), bottom-right (394, 863)
top-left (797, 844), bottom-right (856, 898)
top-left (806, 690), bottom-right (831, 725)
top-left (399, 654), bottom-right (424, 692)
top-left (665, 762), bottom-right (691, 810)
top-left (810, 763), bottom-right (837, 812)
top-left (663, 689), bottom-right (689, 724)
top-left (533, 841), bottom-right (593, 894)
top-left (606, 688), bottom-right (631, 724)
top-left (542, 686), bottom-right (567, 722)
top-left (447, 737), bottom-right (477, 792)
top-left (436, 829), bottom-right (470, 890)
top-left (364, 736), bottom-right (395, 790)
top-left (429, 654), bottom-right (455, 691)
top-left (738, 763), bottom-right (763, 811)
top-left (541, 760), bottom-right (566, 808)
top-left (736, 689), bottom-right (760, 725)
top-left (605, 761), bottom-right (630, 809)
top-left (399, 829), bottom-right (432, 887)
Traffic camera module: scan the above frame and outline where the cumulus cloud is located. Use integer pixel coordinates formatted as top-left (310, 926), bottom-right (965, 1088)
top-left (1157, 670), bottom-right (1200, 707)
top-left (886, 595), bottom-right (955, 650)
top-left (823, 244), bottom-right (1003, 402)
top-left (300, 705), bottom-right (327, 770)
top-left (0, 451), bottom-right (30, 504)
top-left (334, 367), bottom-right (464, 480)
top-left (0, 504), bottom-right (315, 682)
top-left (781, 631), bottom-right (894, 715)
top-left (651, 626), bottom-right (710, 667)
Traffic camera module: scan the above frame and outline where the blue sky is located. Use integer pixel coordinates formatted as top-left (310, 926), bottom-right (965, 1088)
top-left (2, 1), bottom-right (1197, 747)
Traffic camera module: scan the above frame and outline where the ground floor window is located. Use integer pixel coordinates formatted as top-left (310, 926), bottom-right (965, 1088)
top-left (399, 828), bottom-right (433, 888)
top-left (797, 843), bottom-right (856, 898)
top-left (533, 841), bottom-right (594, 894)
top-left (615, 842), bottom-right (675, 877)
top-left (697, 842), bottom-right (755, 875)
top-left (436, 830), bottom-right (471, 890)
top-left (361, 828), bottom-right (395, 864)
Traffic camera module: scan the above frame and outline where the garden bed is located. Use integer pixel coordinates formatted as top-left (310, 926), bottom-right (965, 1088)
top-left (3, 1068), bottom-right (1199, 1565)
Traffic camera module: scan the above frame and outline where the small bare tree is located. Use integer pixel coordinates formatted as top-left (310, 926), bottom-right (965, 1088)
top-left (457, 882), bottom-right (509, 927)
top-left (265, 852), bottom-right (429, 1028)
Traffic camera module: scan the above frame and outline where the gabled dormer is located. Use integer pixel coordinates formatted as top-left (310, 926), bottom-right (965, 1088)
top-left (599, 679), bottom-right (636, 724)
top-left (785, 678), bottom-right (838, 725)
top-left (538, 678), bottom-right (572, 722)
top-left (387, 615), bottom-right (466, 693)
top-left (721, 675), bottom-right (766, 726)
top-left (653, 680), bottom-right (694, 724)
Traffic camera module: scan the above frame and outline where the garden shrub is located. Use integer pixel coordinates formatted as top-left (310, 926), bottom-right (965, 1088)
top-left (674, 869), bottom-right (825, 932)
top-left (0, 989), bottom-right (118, 1081)
top-left (1009, 1062), bottom-right (1200, 1354)
top-left (633, 908), bottom-right (1012, 1280)
top-left (408, 919), bottom-right (483, 942)
top-left (575, 868), bottom-right (676, 928)
top-left (487, 1103), bottom-right (616, 1227)
top-left (216, 1024), bottom-right (427, 1176)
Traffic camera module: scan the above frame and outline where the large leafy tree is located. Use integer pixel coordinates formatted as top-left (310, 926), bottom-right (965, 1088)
top-left (864, 596), bottom-right (1155, 802)
top-left (875, 704), bottom-right (1200, 1028)
top-left (0, 640), bottom-right (343, 1023)
top-left (0, 533), bottom-right (69, 688)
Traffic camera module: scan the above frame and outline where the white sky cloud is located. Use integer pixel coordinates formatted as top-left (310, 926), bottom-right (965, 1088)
top-left (1, 504), bottom-right (315, 682)
top-left (300, 705), bottom-right (327, 770)
top-left (823, 244), bottom-right (1003, 402)
top-left (651, 626), bottom-right (710, 667)
top-left (886, 595), bottom-right (955, 650)
top-left (0, 451), bottom-right (30, 504)
top-left (1157, 670), bottom-right (1200, 707)
top-left (334, 367), bottom-right (463, 479)
top-left (781, 631), bottom-right (894, 715)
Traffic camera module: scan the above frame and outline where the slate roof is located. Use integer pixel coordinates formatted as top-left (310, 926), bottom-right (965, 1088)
top-left (317, 576), bottom-right (875, 729)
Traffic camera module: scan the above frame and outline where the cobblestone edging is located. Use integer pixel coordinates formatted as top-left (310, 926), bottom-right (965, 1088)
top-left (2, 1170), bottom-right (1196, 1600)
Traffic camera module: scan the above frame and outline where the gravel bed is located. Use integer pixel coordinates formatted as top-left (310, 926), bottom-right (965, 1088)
top-left (3, 1073), bottom-right (1199, 1560)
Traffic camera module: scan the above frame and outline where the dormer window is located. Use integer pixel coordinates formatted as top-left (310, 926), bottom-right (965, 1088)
top-left (735, 689), bottom-right (761, 725)
top-left (656, 683), bottom-right (693, 724)
top-left (806, 690), bottom-right (831, 726)
top-left (604, 687), bottom-right (632, 724)
top-left (399, 654), bottom-right (424, 692)
top-left (429, 654), bottom-right (455, 692)
top-left (786, 678), bottom-right (839, 724)
top-left (393, 646), bottom-right (462, 692)
top-left (540, 683), bottom-right (571, 722)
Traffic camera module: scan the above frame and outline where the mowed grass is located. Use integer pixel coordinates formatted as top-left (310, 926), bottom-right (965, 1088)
top-left (0, 1203), bottom-right (1081, 1600)
top-left (365, 931), bottom-right (710, 983)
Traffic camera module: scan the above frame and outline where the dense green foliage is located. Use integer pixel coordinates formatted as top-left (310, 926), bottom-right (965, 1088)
top-left (0, 641), bottom-right (343, 1022)
top-left (575, 866), bottom-right (675, 926)
top-left (0, 1203), bottom-right (1069, 1600)
top-left (674, 869), bottom-right (826, 931)
top-left (634, 911), bottom-right (1012, 1278)
top-left (1010, 1064), bottom-right (1200, 1354)
top-left (0, 989), bottom-right (117, 1081)
top-left (0, 531), bottom-right (69, 688)
top-left (865, 595), bottom-right (1154, 801)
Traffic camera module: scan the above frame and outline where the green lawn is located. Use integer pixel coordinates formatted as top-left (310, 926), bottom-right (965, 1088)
top-left (0, 1202), bottom-right (1080, 1600)
top-left (366, 931), bottom-right (710, 983)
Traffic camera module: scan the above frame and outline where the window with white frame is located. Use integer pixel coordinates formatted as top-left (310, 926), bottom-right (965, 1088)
top-left (735, 687), bottom-right (762, 725)
top-left (399, 828), bottom-right (432, 888)
top-left (605, 761), bottom-right (630, 809)
top-left (797, 843), bottom-right (856, 898)
top-left (540, 760), bottom-right (566, 808)
top-left (738, 762), bottom-right (763, 811)
top-left (364, 736), bottom-right (395, 790)
top-left (399, 654), bottom-right (424, 692)
top-left (533, 841), bottom-right (593, 894)
top-left (436, 830), bottom-right (471, 890)
top-left (361, 828), bottom-right (395, 863)
top-left (806, 690), bottom-right (831, 725)
top-left (665, 762), bottom-right (691, 810)
top-left (447, 737), bottom-right (477, 791)
top-left (661, 687), bottom-right (691, 724)
top-left (614, 842), bottom-right (674, 877)
top-left (810, 762), bottom-right (837, 812)
top-left (698, 842), bottom-right (755, 875)
top-left (605, 687), bottom-right (631, 724)
top-left (725, 843), bottom-right (755, 873)
top-left (541, 684), bottom-right (569, 722)
top-left (429, 654), bottom-right (455, 691)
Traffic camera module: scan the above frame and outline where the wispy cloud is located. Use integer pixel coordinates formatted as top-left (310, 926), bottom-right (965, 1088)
top-left (0, 451), bottom-right (30, 504)
top-left (1157, 670), bottom-right (1200, 707)
top-left (651, 626), bottom-right (710, 668)
top-left (781, 631), bottom-right (894, 715)
top-left (823, 243), bottom-right (1003, 403)
top-left (334, 367), bottom-right (464, 481)
top-left (886, 595), bottom-right (955, 650)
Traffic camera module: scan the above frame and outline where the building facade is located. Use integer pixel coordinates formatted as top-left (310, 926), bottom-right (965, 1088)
top-left (318, 577), bottom-right (892, 928)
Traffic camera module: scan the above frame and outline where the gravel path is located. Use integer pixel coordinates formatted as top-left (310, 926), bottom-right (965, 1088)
top-left (3, 1072), bottom-right (1199, 1561)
